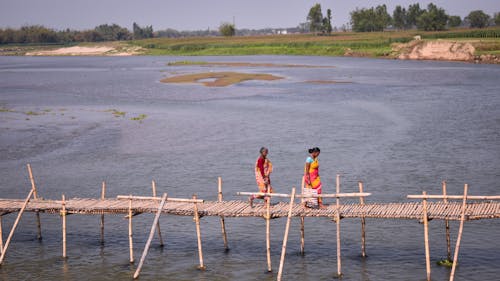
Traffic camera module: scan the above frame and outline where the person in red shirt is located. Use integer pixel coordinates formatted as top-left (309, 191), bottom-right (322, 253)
top-left (250, 147), bottom-right (273, 207)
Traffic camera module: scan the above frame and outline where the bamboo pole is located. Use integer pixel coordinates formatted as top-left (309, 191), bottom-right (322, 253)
top-left (450, 184), bottom-right (468, 281)
top-left (128, 198), bottom-right (134, 263)
top-left (359, 181), bottom-right (367, 258)
top-left (218, 177), bottom-right (229, 251)
top-left (27, 164), bottom-right (42, 240)
top-left (300, 176), bottom-right (305, 256)
top-left (152, 180), bottom-right (164, 247)
top-left (133, 193), bottom-right (168, 279)
top-left (62, 194), bottom-right (67, 259)
top-left (193, 194), bottom-right (205, 270)
top-left (277, 187), bottom-right (296, 281)
top-left (407, 194), bottom-right (500, 200)
top-left (335, 174), bottom-right (342, 277)
top-left (265, 195), bottom-right (272, 272)
top-left (0, 188), bottom-right (34, 265)
top-left (442, 181), bottom-right (451, 261)
top-left (422, 191), bottom-right (431, 281)
top-left (0, 216), bottom-right (3, 254)
top-left (100, 181), bottom-right (106, 245)
top-left (237, 192), bottom-right (371, 198)
top-left (117, 195), bottom-right (203, 203)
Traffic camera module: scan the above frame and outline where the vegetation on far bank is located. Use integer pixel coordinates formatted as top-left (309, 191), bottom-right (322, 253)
top-left (131, 28), bottom-right (500, 58)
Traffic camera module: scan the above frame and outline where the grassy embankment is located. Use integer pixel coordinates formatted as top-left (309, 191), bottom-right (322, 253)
top-left (131, 28), bottom-right (500, 57)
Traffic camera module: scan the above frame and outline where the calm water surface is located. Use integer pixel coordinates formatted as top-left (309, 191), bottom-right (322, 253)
top-left (0, 55), bottom-right (499, 280)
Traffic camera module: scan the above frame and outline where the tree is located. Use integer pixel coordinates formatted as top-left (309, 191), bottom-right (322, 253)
top-left (393, 5), bottom-right (407, 30)
top-left (322, 8), bottom-right (333, 34)
top-left (350, 5), bottom-right (391, 32)
top-left (219, 23), bottom-right (235, 36)
top-left (448, 15), bottom-right (462, 28)
top-left (416, 3), bottom-right (448, 31)
top-left (465, 10), bottom-right (491, 28)
top-left (133, 22), bottom-right (154, 39)
top-left (307, 3), bottom-right (323, 33)
top-left (495, 12), bottom-right (500, 26)
top-left (407, 3), bottom-right (423, 28)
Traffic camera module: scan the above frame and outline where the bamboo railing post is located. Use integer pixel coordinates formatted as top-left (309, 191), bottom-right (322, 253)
top-left (217, 177), bottom-right (229, 251)
top-left (0, 188), bottom-right (34, 265)
top-left (359, 181), bottom-right (367, 258)
top-left (300, 176), bottom-right (305, 256)
top-left (100, 181), bottom-right (106, 245)
top-left (27, 164), bottom-right (42, 240)
top-left (335, 174), bottom-right (342, 277)
top-left (422, 191), bottom-right (431, 281)
top-left (277, 187), bottom-right (297, 281)
top-left (128, 197), bottom-right (134, 263)
top-left (152, 180), bottom-right (164, 247)
top-left (133, 193), bottom-right (168, 279)
top-left (450, 184), bottom-right (468, 281)
top-left (442, 181), bottom-right (451, 262)
top-left (193, 194), bottom-right (205, 270)
top-left (265, 193), bottom-right (272, 272)
top-left (61, 194), bottom-right (67, 259)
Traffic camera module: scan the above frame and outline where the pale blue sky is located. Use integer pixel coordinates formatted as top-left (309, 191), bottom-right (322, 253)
top-left (0, 0), bottom-right (498, 30)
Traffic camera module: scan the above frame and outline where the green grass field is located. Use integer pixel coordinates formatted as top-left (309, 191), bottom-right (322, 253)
top-left (130, 28), bottom-right (500, 58)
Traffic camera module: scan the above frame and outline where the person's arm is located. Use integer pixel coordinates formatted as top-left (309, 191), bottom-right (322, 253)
top-left (304, 162), bottom-right (311, 183)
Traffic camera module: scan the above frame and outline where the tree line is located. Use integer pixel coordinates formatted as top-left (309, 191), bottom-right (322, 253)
top-left (0, 22), bottom-right (153, 44)
top-left (307, 3), bottom-right (499, 33)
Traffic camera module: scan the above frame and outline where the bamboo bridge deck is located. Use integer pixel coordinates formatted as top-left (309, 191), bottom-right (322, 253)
top-left (0, 197), bottom-right (499, 221)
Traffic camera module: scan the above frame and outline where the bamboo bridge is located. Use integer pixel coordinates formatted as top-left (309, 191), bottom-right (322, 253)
top-left (0, 165), bottom-right (499, 281)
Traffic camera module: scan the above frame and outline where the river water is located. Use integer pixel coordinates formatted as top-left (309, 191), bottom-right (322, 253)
top-left (0, 55), bottom-right (499, 280)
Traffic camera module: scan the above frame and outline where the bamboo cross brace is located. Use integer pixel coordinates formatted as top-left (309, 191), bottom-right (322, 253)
top-left (277, 187), bottom-right (296, 281)
top-left (450, 184), bottom-right (468, 281)
top-left (133, 193), bottom-right (168, 279)
top-left (27, 164), bottom-right (42, 240)
top-left (0, 188), bottom-right (34, 265)
top-left (152, 180), bottom-right (164, 247)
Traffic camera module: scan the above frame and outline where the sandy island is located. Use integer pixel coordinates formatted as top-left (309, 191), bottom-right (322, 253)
top-left (161, 72), bottom-right (283, 87)
top-left (26, 45), bottom-right (144, 56)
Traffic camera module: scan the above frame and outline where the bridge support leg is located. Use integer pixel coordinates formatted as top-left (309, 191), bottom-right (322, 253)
top-left (422, 191), bottom-right (431, 281)
top-left (100, 181), bottom-right (106, 245)
top-left (218, 177), bottom-right (229, 251)
top-left (335, 174), bottom-right (342, 278)
top-left (128, 198), bottom-right (134, 263)
top-left (359, 181), bottom-right (367, 258)
top-left (442, 181), bottom-right (451, 261)
top-left (62, 194), bottom-right (67, 259)
top-left (193, 195), bottom-right (205, 270)
top-left (265, 196), bottom-right (272, 272)
top-left (300, 177), bottom-right (305, 256)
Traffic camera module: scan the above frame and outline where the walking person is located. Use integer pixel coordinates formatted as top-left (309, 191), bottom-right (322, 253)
top-left (304, 147), bottom-right (325, 208)
top-left (250, 147), bottom-right (273, 207)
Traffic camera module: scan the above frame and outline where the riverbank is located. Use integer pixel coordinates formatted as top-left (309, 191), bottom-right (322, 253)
top-left (1, 28), bottom-right (499, 63)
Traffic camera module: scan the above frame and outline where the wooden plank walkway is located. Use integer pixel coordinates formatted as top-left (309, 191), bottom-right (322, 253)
top-left (1, 197), bottom-right (499, 221)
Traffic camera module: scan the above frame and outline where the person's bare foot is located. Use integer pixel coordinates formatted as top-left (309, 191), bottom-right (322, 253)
top-left (318, 204), bottom-right (327, 209)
